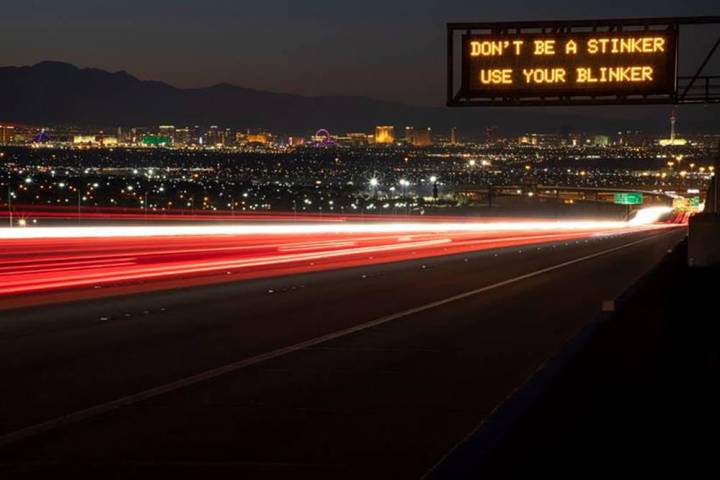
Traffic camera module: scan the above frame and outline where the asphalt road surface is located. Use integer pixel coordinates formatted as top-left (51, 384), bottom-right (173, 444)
top-left (0, 226), bottom-right (686, 478)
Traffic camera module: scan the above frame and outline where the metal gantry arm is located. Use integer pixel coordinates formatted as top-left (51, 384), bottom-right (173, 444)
top-left (679, 33), bottom-right (720, 103)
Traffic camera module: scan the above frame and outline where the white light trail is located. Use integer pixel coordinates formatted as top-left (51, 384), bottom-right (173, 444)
top-left (0, 208), bottom-right (676, 240)
top-left (627, 206), bottom-right (673, 226)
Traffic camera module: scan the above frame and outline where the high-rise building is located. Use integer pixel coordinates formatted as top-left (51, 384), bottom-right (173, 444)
top-left (175, 128), bottom-right (191, 146)
top-left (130, 127), bottom-right (149, 145)
top-left (247, 133), bottom-right (271, 144)
top-left (206, 126), bottom-right (229, 146)
top-left (593, 135), bottom-right (611, 146)
top-left (0, 125), bottom-right (15, 144)
top-left (287, 136), bottom-right (306, 146)
top-left (405, 127), bottom-right (432, 147)
top-left (158, 125), bottom-right (176, 144)
top-left (375, 126), bottom-right (395, 144)
top-left (450, 127), bottom-right (458, 145)
top-left (235, 131), bottom-right (248, 145)
top-left (346, 133), bottom-right (369, 146)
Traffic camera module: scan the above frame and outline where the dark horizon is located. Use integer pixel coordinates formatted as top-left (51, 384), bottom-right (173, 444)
top-left (2, 59), bottom-right (720, 135)
top-left (1, 0), bottom-right (718, 108)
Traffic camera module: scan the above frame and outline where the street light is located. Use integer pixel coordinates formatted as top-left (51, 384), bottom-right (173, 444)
top-left (369, 177), bottom-right (380, 208)
top-left (399, 179), bottom-right (410, 215)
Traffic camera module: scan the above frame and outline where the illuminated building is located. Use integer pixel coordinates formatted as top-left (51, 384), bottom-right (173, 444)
top-left (190, 126), bottom-right (203, 145)
top-left (375, 126), bottom-right (395, 144)
top-left (659, 110), bottom-right (688, 146)
top-left (247, 133), bottom-right (270, 144)
top-left (450, 127), bottom-right (458, 145)
top-left (518, 134), bottom-right (562, 146)
top-left (116, 127), bottom-right (129, 143)
top-left (130, 127), bottom-right (147, 145)
top-left (345, 133), bottom-right (369, 146)
top-left (158, 125), bottom-right (176, 144)
top-left (206, 126), bottom-right (229, 147)
top-left (33, 130), bottom-right (51, 143)
top-left (0, 125), bottom-right (15, 144)
top-left (563, 133), bottom-right (584, 147)
top-left (0, 124), bottom-right (38, 144)
top-left (175, 128), bottom-right (191, 146)
top-left (518, 135), bottom-right (538, 145)
top-left (405, 127), bottom-right (433, 147)
top-left (593, 135), bottom-right (610, 146)
top-left (73, 135), bottom-right (118, 146)
top-left (288, 136), bottom-right (306, 146)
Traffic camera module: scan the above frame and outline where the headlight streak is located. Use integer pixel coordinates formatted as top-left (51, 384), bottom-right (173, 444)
top-left (0, 208), bottom-right (673, 241)
top-left (0, 207), bottom-right (682, 301)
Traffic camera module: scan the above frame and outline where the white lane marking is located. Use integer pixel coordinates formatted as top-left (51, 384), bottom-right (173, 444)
top-left (419, 233), bottom-right (683, 480)
top-left (0, 230), bottom-right (678, 449)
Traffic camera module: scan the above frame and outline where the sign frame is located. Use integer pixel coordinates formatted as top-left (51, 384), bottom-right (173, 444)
top-left (447, 16), bottom-right (720, 107)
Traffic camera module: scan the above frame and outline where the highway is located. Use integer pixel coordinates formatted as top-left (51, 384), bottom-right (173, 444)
top-left (0, 220), bottom-right (686, 478)
top-left (0, 212), bottom-right (672, 307)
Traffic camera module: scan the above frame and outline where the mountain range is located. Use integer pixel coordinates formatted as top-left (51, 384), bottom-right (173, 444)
top-left (0, 61), bottom-right (716, 135)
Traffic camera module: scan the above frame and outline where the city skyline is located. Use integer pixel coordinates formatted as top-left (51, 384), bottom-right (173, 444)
top-left (2, 60), bottom-right (720, 135)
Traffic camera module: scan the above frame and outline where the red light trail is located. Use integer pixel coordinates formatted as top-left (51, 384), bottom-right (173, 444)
top-left (0, 209), bottom-right (682, 307)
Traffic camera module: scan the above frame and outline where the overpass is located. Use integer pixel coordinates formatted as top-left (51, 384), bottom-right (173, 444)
top-left (454, 184), bottom-right (677, 208)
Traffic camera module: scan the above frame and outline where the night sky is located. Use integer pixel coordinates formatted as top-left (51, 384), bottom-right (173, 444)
top-left (1, 0), bottom-right (718, 106)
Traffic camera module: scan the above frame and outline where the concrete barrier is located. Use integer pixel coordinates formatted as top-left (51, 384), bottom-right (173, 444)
top-left (689, 213), bottom-right (720, 267)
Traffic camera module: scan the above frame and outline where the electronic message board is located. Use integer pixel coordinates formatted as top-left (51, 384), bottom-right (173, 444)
top-left (442, 18), bottom-right (718, 106)
top-left (463, 32), bottom-right (677, 98)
